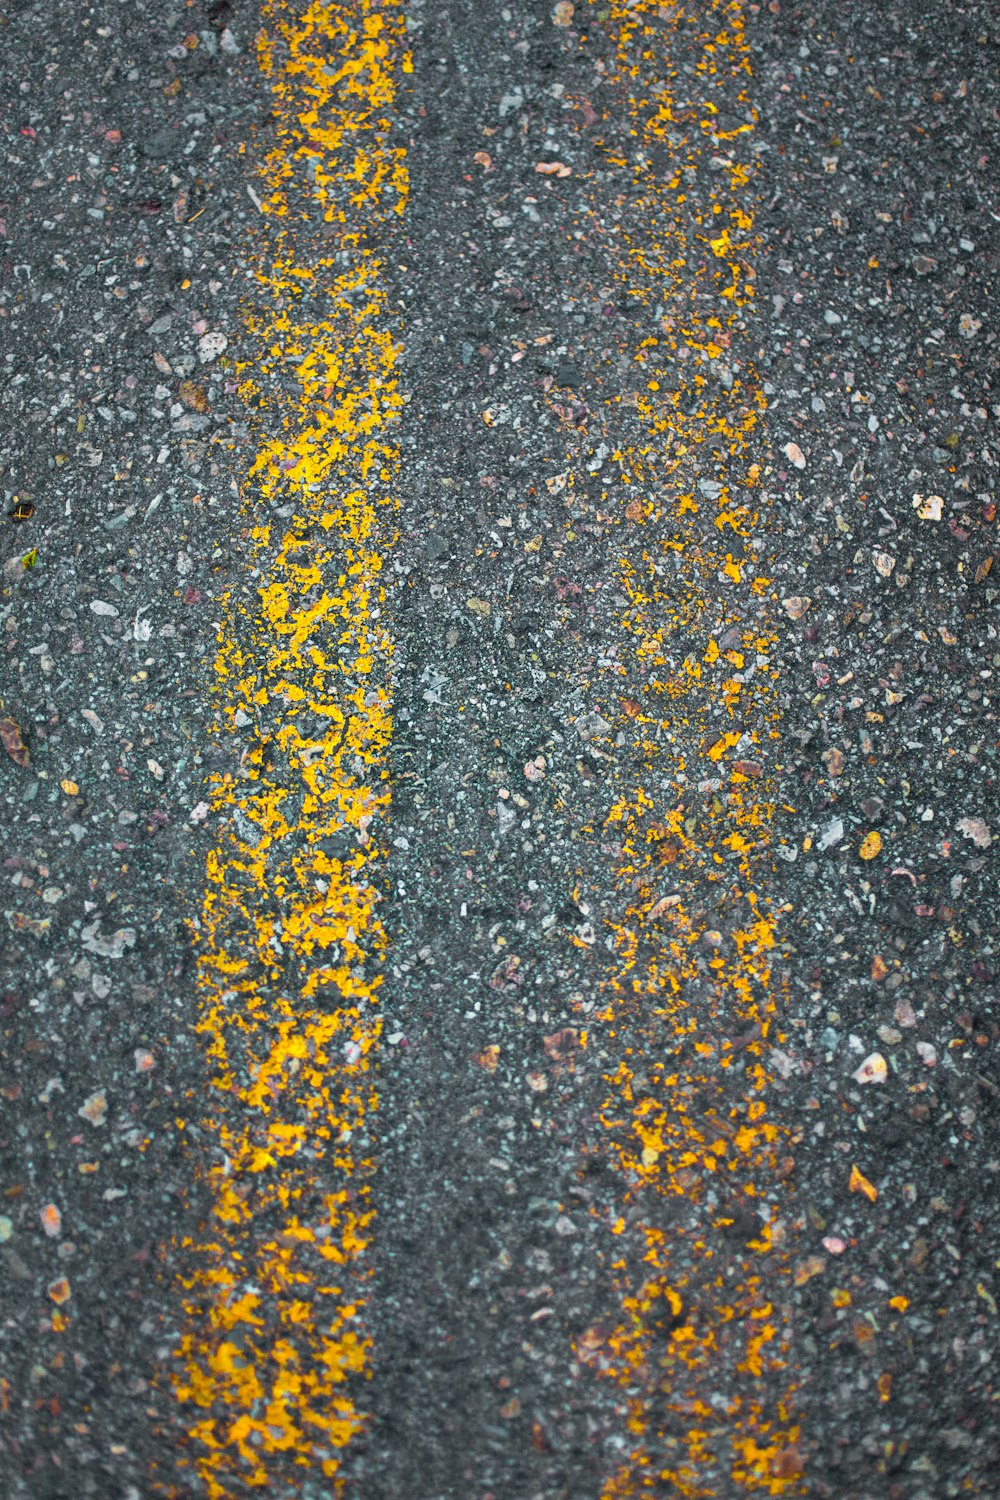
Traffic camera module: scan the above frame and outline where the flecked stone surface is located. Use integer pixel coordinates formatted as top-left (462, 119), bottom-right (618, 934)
top-left (0, 2), bottom-right (996, 1497)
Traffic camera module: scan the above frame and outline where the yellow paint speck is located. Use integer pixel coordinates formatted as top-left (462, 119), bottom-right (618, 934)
top-left (859, 830), bottom-right (883, 860)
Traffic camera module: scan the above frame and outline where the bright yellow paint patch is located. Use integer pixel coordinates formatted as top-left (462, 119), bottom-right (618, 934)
top-left (859, 830), bottom-right (883, 861)
top-left (564, 0), bottom-right (802, 1494)
top-left (849, 1164), bottom-right (878, 1202)
top-left (169, 2), bottom-right (405, 1494)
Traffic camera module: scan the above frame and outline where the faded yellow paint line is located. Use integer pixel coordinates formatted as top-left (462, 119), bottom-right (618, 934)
top-left (169, 1), bottom-right (406, 1493)
top-left (566, 1), bottom-right (803, 1493)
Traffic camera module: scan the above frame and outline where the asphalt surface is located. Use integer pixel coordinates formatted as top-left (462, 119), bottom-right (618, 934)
top-left (0, 2), bottom-right (997, 1498)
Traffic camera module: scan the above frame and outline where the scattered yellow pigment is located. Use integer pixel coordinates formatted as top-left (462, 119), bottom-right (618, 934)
top-left (564, 1), bottom-right (803, 1493)
top-left (169, 2), bottom-right (406, 1493)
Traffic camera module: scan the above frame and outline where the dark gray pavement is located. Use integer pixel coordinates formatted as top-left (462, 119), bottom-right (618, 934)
top-left (1, 2), bottom-right (997, 1498)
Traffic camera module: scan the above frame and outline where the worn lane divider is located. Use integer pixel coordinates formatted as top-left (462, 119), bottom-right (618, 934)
top-left (566, 2), bottom-right (803, 1493)
top-left (168, 2), bottom-right (406, 1493)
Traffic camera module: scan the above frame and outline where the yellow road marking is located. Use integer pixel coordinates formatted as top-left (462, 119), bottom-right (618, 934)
top-left (566, 1), bottom-right (803, 1492)
top-left (169, 2), bottom-right (406, 1492)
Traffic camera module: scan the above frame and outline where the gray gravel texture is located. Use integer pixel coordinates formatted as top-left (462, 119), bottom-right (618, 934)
top-left (0, 2), bottom-right (258, 1494)
top-left (755, 4), bottom-right (999, 1496)
top-left (1, 1), bottom-right (997, 1499)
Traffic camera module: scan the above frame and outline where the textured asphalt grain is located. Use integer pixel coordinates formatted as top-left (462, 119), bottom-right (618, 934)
top-left (0, 2), bottom-right (997, 1499)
